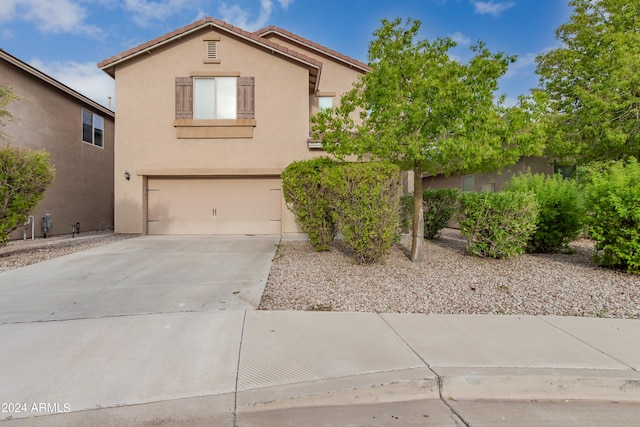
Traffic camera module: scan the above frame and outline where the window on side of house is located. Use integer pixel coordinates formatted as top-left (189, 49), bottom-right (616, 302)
top-left (82, 109), bottom-right (104, 147)
top-left (318, 96), bottom-right (333, 110)
top-left (462, 175), bottom-right (474, 192)
top-left (175, 76), bottom-right (255, 120)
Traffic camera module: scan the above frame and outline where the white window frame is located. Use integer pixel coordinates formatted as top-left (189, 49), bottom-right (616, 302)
top-left (82, 109), bottom-right (104, 148)
top-left (193, 77), bottom-right (237, 120)
top-left (318, 96), bottom-right (333, 110)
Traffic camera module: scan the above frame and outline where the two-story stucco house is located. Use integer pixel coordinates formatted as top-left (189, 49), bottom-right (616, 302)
top-left (98, 17), bottom-right (368, 235)
top-left (1, 49), bottom-right (115, 239)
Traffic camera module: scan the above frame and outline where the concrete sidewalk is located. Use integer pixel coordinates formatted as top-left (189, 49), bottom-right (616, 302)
top-left (1, 311), bottom-right (639, 425)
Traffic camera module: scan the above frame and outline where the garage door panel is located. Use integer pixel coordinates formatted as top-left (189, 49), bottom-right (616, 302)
top-left (147, 178), bottom-right (281, 235)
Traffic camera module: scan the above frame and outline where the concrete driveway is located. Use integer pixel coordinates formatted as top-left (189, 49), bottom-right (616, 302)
top-left (0, 235), bottom-right (279, 423)
top-left (0, 234), bottom-right (280, 323)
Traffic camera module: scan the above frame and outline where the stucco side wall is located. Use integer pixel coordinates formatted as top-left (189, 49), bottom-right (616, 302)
top-left (423, 157), bottom-right (554, 192)
top-left (113, 28), bottom-right (327, 234)
top-left (2, 60), bottom-right (114, 239)
top-left (259, 34), bottom-right (364, 116)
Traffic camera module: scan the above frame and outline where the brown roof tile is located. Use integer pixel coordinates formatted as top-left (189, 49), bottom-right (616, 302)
top-left (98, 17), bottom-right (323, 73)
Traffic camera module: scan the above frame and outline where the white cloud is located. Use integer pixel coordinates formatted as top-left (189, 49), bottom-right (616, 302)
top-left (29, 59), bottom-right (115, 109)
top-left (503, 52), bottom-right (537, 79)
top-left (276, 0), bottom-right (294, 10)
top-left (450, 31), bottom-right (471, 45)
top-left (122, 0), bottom-right (193, 27)
top-left (219, 0), bottom-right (293, 31)
top-left (471, 1), bottom-right (515, 16)
top-left (2, 29), bottom-right (14, 39)
top-left (0, 0), bottom-right (103, 36)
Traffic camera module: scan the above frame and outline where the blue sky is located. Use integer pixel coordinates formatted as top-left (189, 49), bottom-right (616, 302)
top-left (0, 0), bottom-right (571, 110)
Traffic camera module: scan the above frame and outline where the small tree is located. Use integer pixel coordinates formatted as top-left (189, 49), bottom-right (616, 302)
top-left (1, 85), bottom-right (21, 139)
top-left (313, 18), bottom-right (544, 262)
top-left (0, 146), bottom-right (56, 245)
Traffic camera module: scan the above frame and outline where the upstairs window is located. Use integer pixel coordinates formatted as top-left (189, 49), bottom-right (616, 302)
top-left (82, 109), bottom-right (104, 147)
top-left (319, 96), bottom-right (333, 110)
top-left (175, 76), bottom-right (254, 120)
top-left (194, 77), bottom-right (236, 119)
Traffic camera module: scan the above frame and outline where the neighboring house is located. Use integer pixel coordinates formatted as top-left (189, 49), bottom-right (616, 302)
top-left (1, 49), bottom-right (114, 239)
top-left (423, 157), bottom-right (556, 193)
top-left (98, 17), bottom-right (368, 235)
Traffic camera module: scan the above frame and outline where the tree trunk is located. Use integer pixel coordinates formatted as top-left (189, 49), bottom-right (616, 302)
top-left (410, 162), bottom-right (424, 262)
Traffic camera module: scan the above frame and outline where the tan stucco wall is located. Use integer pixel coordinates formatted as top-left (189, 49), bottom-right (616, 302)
top-left (2, 60), bottom-right (114, 239)
top-left (423, 156), bottom-right (555, 192)
top-left (112, 27), bottom-right (364, 234)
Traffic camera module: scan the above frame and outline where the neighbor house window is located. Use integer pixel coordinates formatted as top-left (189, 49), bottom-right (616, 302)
top-left (319, 96), bottom-right (333, 110)
top-left (175, 76), bottom-right (255, 120)
top-left (82, 109), bottom-right (104, 147)
top-left (462, 175), bottom-right (474, 192)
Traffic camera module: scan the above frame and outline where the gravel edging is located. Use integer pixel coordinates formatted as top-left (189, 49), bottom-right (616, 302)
top-left (260, 229), bottom-right (640, 319)
top-left (0, 232), bottom-right (137, 272)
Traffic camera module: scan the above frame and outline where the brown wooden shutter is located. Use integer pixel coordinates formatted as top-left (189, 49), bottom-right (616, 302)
top-left (175, 77), bottom-right (193, 119)
top-left (237, 76), bottom-right (255, 119)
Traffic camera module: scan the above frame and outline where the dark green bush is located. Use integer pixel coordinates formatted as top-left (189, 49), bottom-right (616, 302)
top-left (504, 171), bottom-right (585, 253)
top-left (457, 191), bottom-right (539, 259)
top-left (323, 162), bottom-right (401, 264)
top-left (0, 145), bottom-right (55, 245)
top-left (399, 194), bottom-right (414, 234)
top-left (282, 157), bottom-right (338, 251)
top-left (584, 158), bottom-right (640, 274)
top-left (422, 188), bottom-right (459, 239)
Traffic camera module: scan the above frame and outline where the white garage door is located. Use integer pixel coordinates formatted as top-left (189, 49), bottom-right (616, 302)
top-left (147, 177), bottom-right (282, 235)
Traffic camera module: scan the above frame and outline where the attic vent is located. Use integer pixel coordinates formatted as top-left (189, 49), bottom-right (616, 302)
top-left (207, 41), bottom-right (218, 60)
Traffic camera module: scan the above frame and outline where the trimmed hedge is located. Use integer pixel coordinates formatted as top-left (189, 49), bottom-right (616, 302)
top-left (323, 162), bottom-right (401, 264)
top-left (422, 188), bottom-right (459, 239)
top-left (458, 191), bottom-right (539, 259)
top-left (584, 158), bottom-right (640, 274)
top-left (282, 157), bottom-right (338, 251)
top-left (504, 171), bottom-right (585, 253)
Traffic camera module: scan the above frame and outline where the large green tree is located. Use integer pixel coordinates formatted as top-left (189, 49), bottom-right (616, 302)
top-left (312, 18), bottom-right (544, 261)
top-left (536, 0), bottom-right (640, 163)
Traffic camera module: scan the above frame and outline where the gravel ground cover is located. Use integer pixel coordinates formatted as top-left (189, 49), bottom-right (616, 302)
top-left (3, 229), bottom-right (638, 318)
top-left (260, 229), bottom-right (640, 319)
top-left (0, 231), bottom-right (137, 272)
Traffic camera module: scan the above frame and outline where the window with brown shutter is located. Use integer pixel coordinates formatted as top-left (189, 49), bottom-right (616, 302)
top-left (237, 76), bottom-right (255, 119)
top-left (174, 75), bottom-right (256, 139)
top-left (175, 77), bottom-right (193, 119)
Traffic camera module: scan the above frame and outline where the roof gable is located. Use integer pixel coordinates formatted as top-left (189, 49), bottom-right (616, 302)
top-left (254, 26), bottom-right (370, 73)
top-left (98, 17), bottom-right (325, 91)
top-left (1, 49), bottom-right (114, 117)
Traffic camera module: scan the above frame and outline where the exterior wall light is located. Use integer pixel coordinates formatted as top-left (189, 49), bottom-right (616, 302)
top-left (124, 171), bottom-right (131, 181)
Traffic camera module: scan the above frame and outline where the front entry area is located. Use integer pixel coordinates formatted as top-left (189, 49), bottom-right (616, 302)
top-left (147, 177), bottom-right (282, 235)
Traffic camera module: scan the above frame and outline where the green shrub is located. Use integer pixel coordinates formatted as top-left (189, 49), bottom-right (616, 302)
top-left (422, 188), bottom-right (459, 239)
top-left (457, 191), bottom-right (539, 259)
top-left (323, 162), bottom-right (401, 264)
top-left (399, 194), bottom-right (414, 233)
top-left (504, 171), bottom-right (585, 253)
top-left (0, 145), bottom-right (55, 245)
top-left (584, 158), bottom-right (640, 274)
top-left (282, 157), bottom-right (338, 251)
